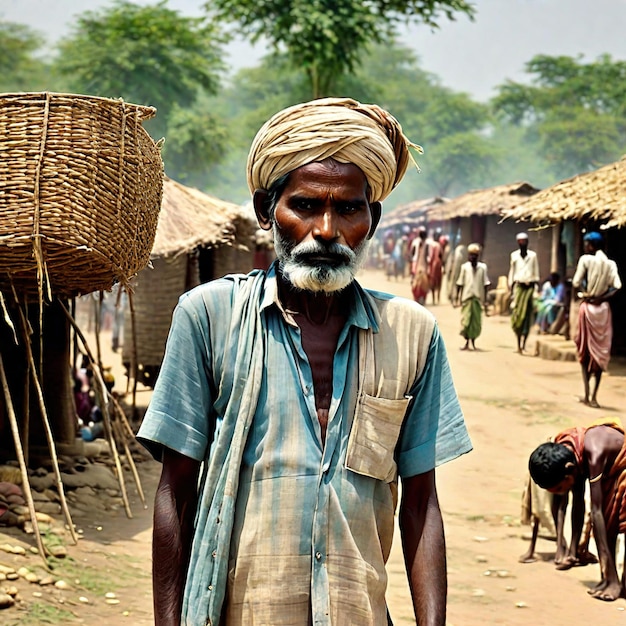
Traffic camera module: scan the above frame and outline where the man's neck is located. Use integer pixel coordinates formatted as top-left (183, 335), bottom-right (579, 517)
top-left (277, 271), bottom-right (350, 326)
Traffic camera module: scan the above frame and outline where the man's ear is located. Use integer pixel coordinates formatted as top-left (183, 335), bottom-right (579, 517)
top-left (367, 201), bottom-right (382, 240)
top-left (253, 189), bottom-right (272, 231)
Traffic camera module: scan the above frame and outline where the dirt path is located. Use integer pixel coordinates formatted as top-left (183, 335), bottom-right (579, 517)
top-left (3, 268), bottom-right (625, 625)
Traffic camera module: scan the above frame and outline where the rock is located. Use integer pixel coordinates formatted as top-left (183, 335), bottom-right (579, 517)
top-left (54, 579), bottom-right (70, 590)
top-left (39, 575), bottom-right (55, 586)
top-left (0, 467), bottom-right (21, 484)
top-left (105, 592), bottom-right (117, 599)
top-left (0, 565), bottom-right (15, 576)
top-left (0, 543), bottom-right (26, 556)
top-left (4, 586), bottom-right (18, 597)
top-left (0, 592), bottom-right (15, 609)
top-left (106, 598), bottom-right (120, 605)
top-left (34, 512), bottom-right (55, 524)
top-left (47, 545), bottom-right (68, 559)
top-left (61, 464), bottom-right (120, 491)
top-left (79, 596), bottom-right (89, 603)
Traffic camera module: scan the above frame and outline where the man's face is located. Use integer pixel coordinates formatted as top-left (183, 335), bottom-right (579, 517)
top-left (269, 160), bottom-right (379, 293)
top-left (517, 237), bottom-right (528, 250)
top-left (468, 252), bottom-right (479, 265)
top-left (546, 474), bottom-right (576, 495)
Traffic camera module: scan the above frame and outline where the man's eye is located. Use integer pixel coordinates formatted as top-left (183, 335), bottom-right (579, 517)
top-left (339, 203), bottom-right (362, 214)
top-left (294, 200), bottom-right (315, 211)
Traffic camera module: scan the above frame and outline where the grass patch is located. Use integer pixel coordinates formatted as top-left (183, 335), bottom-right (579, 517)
top-left (8, 602), bottom-right (75, 625)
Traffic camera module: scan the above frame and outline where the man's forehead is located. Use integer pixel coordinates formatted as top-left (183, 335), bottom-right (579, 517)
top-left (285, 160), bottom-right (369, 194)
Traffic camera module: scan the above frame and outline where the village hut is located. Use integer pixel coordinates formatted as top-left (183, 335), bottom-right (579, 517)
top-left (501, 157), bottom-right (626, 355)
top-left (425, 182), bottom-right (550, 284)
top-left (378, 196), bottom-right (448, 232)
top-left (122, 177), bottom-right (258, 386)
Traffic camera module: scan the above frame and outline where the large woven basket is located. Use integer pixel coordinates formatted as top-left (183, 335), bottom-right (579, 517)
top-left (0, 91), bottom-right (164, 299)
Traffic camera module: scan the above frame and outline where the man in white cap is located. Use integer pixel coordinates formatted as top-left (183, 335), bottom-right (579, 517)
top-left (137, 98), bottom-right (472, 626)
top-left (454, 243), bottom-right (490, 350)
top-left (508, 232), bottom-right (539, 353)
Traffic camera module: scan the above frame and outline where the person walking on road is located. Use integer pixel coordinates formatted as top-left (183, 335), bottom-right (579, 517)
top-left (454, 243), bottom-right (490, 350)
top-left (508, 232), bottom-right (539, 354)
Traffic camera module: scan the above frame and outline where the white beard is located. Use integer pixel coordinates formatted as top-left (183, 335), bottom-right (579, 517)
top-left (272, 222), bottom-right (369, 293)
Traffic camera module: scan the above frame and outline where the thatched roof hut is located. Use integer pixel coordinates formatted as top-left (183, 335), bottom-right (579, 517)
top-left (123, 177), bottom-right (258, 386)
top-left (501, 157), bottom-right (626, 228)
top-left (379, 197), bottom-right (448, 230)
top-left (427, 182), bottom-right (540, 221)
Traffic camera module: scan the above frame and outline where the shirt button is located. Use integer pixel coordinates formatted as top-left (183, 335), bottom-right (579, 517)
top-left (212, 550), bottom-right (217, 558)
top-left (315, 552), bottom-right (322, 561)
top-left (208, 585), bottom-right (213, 591)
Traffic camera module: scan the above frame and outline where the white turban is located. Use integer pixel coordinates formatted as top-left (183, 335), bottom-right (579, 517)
top-left (246, 97), bottom-right (421, 202)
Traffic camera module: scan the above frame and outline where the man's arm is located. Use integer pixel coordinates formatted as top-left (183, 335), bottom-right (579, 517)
top-left (153, 448), bottom-right (201, 626)
top-left (399, 469), bottom-right (446, 626)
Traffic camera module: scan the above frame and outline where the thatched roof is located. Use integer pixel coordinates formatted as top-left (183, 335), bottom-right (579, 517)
top-left (502, 157), bottom-right (626, 228)
top-left (379, 197), bottom-right (448, 229)
top-left (427, 182), bottom-right (540, 220)
top-left (151, 177), bottom-right (256, 258)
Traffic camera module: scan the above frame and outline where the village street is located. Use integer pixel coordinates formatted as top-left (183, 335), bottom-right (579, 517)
top-left (2, 266), bottom-right (625, 626)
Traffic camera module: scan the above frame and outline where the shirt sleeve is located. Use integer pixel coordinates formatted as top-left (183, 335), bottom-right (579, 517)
top-left (136, 291), bottom-right (217, 462)
top-left (396, 326), bottom-right (472, 478)
top-left (572, 256), bottom-right (586, 289)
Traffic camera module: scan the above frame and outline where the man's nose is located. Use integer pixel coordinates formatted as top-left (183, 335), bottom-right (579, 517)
top-left (313, 209), bottom-right (339, 241)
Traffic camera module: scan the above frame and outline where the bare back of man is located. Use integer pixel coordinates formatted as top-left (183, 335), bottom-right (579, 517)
top-left (583, 425), bottom-right (626, 600)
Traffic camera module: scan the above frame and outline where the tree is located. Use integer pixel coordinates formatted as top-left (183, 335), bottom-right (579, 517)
top-left (492, 54), bottom-right (626, 178)
top-left (206, 0), bottom-right (475, 98)
top-left (54, 0), bottom-right (228, 172)
top-left (0, 21), bottom-right (49, 91)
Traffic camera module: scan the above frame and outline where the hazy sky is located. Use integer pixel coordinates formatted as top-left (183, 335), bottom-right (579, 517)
top-left (2, 0), bottom-right (626, 101)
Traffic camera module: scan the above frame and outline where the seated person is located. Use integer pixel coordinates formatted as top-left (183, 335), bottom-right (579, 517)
top-left (535, 272), bottom-right (565, 333)
top-left (529, 419), bottom-right (626, 601)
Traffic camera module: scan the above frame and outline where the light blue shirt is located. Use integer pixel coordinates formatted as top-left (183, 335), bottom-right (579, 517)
top-left (138, 264), bottom-right (471, 625)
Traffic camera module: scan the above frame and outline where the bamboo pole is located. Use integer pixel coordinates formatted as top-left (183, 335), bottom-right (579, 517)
top-left (127, 287), bottom-right (139, 419)
top-left (58, 300), bottom-right (133, 518)
top-left (0, 352), bottom-right (49, 568)
top-left (112, 417), bottom-right (146, 509)
top-left (106, 391), bottom-right (146, 506)
top-left (10, 290), bottom-right (79, 544)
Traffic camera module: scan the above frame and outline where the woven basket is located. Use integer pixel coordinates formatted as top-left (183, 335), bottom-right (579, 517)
top-left (0, 91), bottom-right (164, 299)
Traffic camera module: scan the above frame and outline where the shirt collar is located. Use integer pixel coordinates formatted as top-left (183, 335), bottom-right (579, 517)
top-left (259, 261), bottom-right (379, 332)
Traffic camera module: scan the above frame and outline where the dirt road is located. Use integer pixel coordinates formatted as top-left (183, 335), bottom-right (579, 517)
top-left (3, 267), bottom-right (625, 625)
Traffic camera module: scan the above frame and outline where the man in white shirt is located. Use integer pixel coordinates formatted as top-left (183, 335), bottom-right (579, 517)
top-left (454, 243), bottom-right (490, 350)
top-left (572, 231), bottom-right (622, 408)
top-left (508, 232), bottom-right (540, 353)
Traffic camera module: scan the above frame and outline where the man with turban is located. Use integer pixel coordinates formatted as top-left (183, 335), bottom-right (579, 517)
top-left (137, 98), bottom-right (471, 626)
top-left (572, 231), bottom-right (622, 408)
top-left (454, 243), bottom-right (490, 350)
top-left (508, 232), bottom-right (540, 353)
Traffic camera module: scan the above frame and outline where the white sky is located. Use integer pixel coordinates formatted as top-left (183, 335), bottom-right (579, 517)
top-left (2, 0), bottom-right (626, 101)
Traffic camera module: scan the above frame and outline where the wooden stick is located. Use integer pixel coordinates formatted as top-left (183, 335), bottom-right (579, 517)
top-left (111, 417), bottom-right (146, 509)
top-left (127, 287), bottom-right (139, 420)
top-left (10, 290), bottom-right (79, 545)
top-left (0, 352), bottom-right (49, 568)
top-left (58, 300), bottom-right (133, 519)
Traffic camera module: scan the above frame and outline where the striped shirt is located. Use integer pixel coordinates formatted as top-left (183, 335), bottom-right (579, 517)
top-left (137, 264), bottom-right (471, 626)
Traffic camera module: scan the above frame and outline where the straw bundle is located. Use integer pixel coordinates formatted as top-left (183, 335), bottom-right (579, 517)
top-left (0, 92), bottom-right (163, 299)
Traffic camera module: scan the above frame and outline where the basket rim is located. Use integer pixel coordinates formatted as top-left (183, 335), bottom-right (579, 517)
top-left (0, 91), bottom-right (157, 122)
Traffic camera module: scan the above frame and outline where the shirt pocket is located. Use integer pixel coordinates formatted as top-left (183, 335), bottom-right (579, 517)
top-left (345, 393), bottom-right (411, 483)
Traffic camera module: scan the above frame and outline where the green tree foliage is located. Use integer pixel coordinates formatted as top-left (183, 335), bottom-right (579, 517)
top-left (0, 21), bottom-right (49, 91)
top-left (492, 54), bottom-right (626, 178)
top-left (203, 41), bottom-right (499, 205)
top-left (206, 0), bottom-right (475, 98)
top-left (54, 0), bottom-right (228, 179)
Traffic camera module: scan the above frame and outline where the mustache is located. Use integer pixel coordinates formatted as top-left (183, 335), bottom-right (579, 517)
top-left (289, 240), bottom-right (356, 265)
